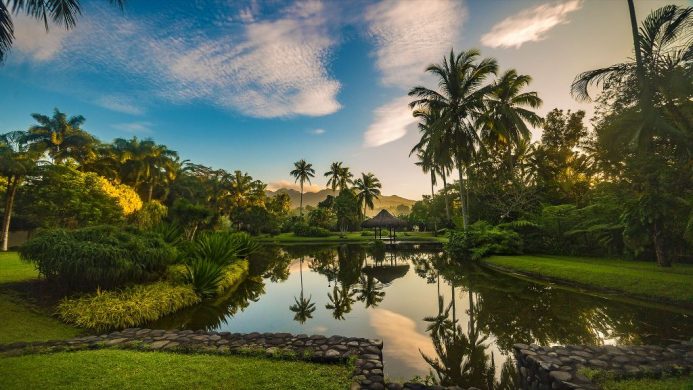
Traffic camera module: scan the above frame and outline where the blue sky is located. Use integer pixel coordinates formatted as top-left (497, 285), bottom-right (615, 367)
top-left (0, 0), bottom-right (681, 199)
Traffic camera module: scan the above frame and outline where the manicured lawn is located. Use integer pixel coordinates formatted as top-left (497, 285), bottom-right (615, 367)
top-left (600, 375), bottom-right (693, 390)
top-left (258, 231), bottom-right (447, 243)
top-left (0, 252), bottom-right (81, 343)
top-left (485, 255), bottom-right (693, 305)
top-left (0, 349), bottom-right (351, 389)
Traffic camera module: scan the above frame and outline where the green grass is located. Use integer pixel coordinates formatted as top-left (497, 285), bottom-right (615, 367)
top-left (600, 375), bottom-right (693, 390)
top-left (0, 349), bottom-right (351, 389)
top-left (485, 255), bottom-right (693, 304)
top-left (257, 231), bottom-right (447, 243)
top-left (0, 252), bottom-right (81, 343)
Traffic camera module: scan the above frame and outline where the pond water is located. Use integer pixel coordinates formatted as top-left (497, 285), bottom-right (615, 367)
top-left (151, 245), bottom-right (693, 387)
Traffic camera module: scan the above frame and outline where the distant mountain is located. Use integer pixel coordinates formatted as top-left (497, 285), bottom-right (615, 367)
top-left (266, 188), bottom-right (416, 217)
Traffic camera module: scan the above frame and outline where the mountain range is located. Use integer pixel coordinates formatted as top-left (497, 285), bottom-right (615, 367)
top-left (266, 188), bottom-right (416, 217)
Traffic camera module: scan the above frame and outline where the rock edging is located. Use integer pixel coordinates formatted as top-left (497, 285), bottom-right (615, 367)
top-left (0, 328), bottom-right (385, 389)
top-left (514, 341), bottom-right (693, 390)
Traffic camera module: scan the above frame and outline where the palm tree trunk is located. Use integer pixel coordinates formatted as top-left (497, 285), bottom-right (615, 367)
top-left (441, 172), bottom-right (450, 220)
top-left (456, 160), bottom-right (468, 229)
top-left (431, 172), bottom-right (437, 235)
top-left (652, 221), bottom-right (671, 267)
top-left (299, 181), bottom-right (304, 216)
top-left (2, 176), bottom-right (19, 251)
top-left (148, 183), bottom-right (154, 202)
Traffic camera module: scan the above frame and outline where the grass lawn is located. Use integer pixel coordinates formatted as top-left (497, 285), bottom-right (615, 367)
top-left (600, 375), bottom-right (693, 390)
top-left (485, 255), bottom-right (693, 305)
top-left (0, 349), bottom-right (351, 389)
top-left (0, 252), bottom-right (81, 343)
top-left (257, 231), bottom-right (447, 243)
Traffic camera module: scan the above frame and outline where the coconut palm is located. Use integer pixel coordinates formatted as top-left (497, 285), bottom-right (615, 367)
top-left (571, 4), bottom-right (692, 151)
top-left (324, 162), bottom-right (353, 192)
top-left (0, 0), bottom-right (125, 62)
top-left (290, 159), bottom-right (315, 216)
top-left (353, 172), bottom-right (382, 218)
top-left (325, 283), bottom-right (356, 320)
top-left (25, 108), bottom-right (97, 165)
top-left (477, 69), bottom-right (542, 171)
top-left (409, 49), bottom-right (498, 228)
top-left (111, 137), bottom-right (179, 201)
top-left (0, 131), bottom-right (39, 251)
top-left (289, 257), bottom-right (316, 324)
top-left (355, 274), bottom-right (385, 308)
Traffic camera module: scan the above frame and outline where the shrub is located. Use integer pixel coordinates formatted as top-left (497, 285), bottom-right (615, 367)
top-left (20, 226), bottom-right (176, 291)
top-left (185, 259), bottom-right (225, 298)
top-left (188, 231), bottom-right (259, 266)
top-left (216, 260), bottom-right (249, 294)
top-left (151, 222), bottom-right (184, 247)
top-left (446, 221), bottom-right (522, 261)
top-left (293, 223), bottom-right (333, 237)
top-left (57, 282), bottom-right (200, 332)
top-left (131, 201), bottom-right (168, 229)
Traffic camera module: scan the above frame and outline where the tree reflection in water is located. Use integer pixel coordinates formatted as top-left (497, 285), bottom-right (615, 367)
top-left (289, 257), bottom-right (316, 323)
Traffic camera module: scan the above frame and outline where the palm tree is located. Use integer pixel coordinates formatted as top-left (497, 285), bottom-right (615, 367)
top-left (355, 275), bottom-right (385, 308)
top-left (290, 159), bottom-right (315, 216)
top-left (112, 137), bottom-right (179, 201)
top-left (25, 108), bottom-right (97, 165)
top-left (409, 49), bottom-right (498, 228)
top-left (324, 162), bottom-right (353, 192)
top-left (0, 0), bottom-right (125, 62)
top-left (325, 283), bottom-right (356, 320)
top-left (289, 257), bottom-right (316, 324)
top-left (571, 4), bottom-right (692, 150)
top-left (0, 131), bottom-right (39, 251)
top-left (477, 69), bottom-right (542, 171)
top-left (353, 172), bottom-right (382, 218)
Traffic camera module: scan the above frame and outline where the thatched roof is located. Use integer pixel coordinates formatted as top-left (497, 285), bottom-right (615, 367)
top-left (361, 209), bottom-right (408, 228)
top-left (362, 264), bottom-right (410, 284)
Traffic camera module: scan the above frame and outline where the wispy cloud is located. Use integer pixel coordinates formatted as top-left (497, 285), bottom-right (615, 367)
top-left (11, 15), bottom-right (68, 61)
top-left (97, 95), bottom-right (144, 115)
top-left (10, 1), bottom-right (341, 119)
top-left (362, 0), bottom-right (465, 147)
top-left (309, 128), bottom-right (326, 135)
top-left (364, 0), bottom-right (467, 86)
top-left (364, 96), bottom-right (417, 147)
top-left (481, 0), bottom-right (582, 49)
top-left (111, 121), bottom-right (153, 134)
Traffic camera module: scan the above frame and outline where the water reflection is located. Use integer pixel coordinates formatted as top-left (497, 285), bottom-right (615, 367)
top-left (150, 244), bottom-right (693, 387)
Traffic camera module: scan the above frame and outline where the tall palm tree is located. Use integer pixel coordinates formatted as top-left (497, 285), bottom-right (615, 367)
top-left (478, 69), bottom-right (542, 171)
top-left (289, 257), bottom-right (316, 324)
top-left (415, 150), bottom-right (437, 200)
top-left (353, 172), bottom-right (382, 218)
top-left (0, 0), bottom-right (125, 62)
top-left (290, 159), bottom-right (315, 216)
top-left (409, 49), bottom-right (498, 228)
top-left (25, 108), bottom-right (97, 165)
top-left (571, 4), bottom-right (692, 150)
top-left (112, 137), bottom-right (179, 201)
top-left (324, 162), bottom-right (353, 192)
top-left (0, 131), bottom-right (39, 251)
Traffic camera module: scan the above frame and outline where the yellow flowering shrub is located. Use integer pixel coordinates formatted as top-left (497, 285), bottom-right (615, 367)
top-left (96, 177), bottom-right (143, 215)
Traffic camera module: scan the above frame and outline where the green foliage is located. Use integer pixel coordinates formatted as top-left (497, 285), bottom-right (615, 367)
top-left (150, 222), bottom-right (184, 247)
top-left (17, 165), bottom-right (125, 229)
top-left (20, 226), bottom-right (176, 291)
top-left (292, 223), bottom-right (333, 237)
top-left (188, 231), bottom-right (259, 266)
top-left (307, 207), bottom-right (336, 230)
top-left (216, 260), bottom-right (249, 294)
top-left (333, 189), bottom-right (361, 232)
top-left (57, 282), bottom-right (200, 331)
top-left (184, 259), bottom-right (225, 298)
top-left (446, 221), bottom-right (522, 261)
top-left (131, 201), bottom-right (167, 230)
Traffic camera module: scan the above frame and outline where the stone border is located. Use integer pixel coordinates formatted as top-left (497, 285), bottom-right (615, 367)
top-left (0, 328), bottom-right (384, 389)
top-left (514, 341), bottom-right (693, 390)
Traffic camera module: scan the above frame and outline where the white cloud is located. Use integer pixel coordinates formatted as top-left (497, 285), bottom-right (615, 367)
top-left (11, 2), bottom-right (341, 119)
top-left (111, 122), bottom-right (153, 134)
top-left (362, 0), bottom-right (465, 147)
top-left (364, 96), bottom-right (417, 147)
top-left (309, 128), bottom-right (326, 135)
top-left (369, 308), bottom-right (435, 369)
top-left (267, 180), bottom-right (322, 193)
top-left (11, 15), bottom-right (69, 61)
top-left (481, 0), bottom-right (582, 49)
top-left (364, 0), bottom-right (467, 86)
top-left (97, 95), bottom-right (144, 115)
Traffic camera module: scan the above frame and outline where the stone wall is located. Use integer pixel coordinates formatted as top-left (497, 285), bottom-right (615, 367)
top-left (514, 341), bottom-right (693, 390)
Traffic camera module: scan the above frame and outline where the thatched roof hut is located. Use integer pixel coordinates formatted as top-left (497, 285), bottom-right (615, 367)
top-left (361, 209), bottom-right (407, 229)
top-left (362, 264), bottom-right (410, 284)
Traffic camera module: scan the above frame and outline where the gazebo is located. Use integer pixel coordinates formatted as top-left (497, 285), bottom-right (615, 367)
top-left (361, 209), bottom-right (408, 242)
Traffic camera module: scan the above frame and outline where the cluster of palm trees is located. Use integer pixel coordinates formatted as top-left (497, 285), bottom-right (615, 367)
top-left (290, 159), bottom-right (382, 218)
top-left (409, 49), bottom-right (542, 229)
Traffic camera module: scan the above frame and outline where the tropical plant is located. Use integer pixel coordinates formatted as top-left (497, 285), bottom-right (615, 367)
top-left (184, 259), bottom-right (226, 298)
top-left (0, 0), bottom-right (125, 62)
top-left (353, 172), bottom-right (382, 218)
top-left (324, 162), bottom-right (353, 192)
top-left (355, 275), bottom-right (385, 308)
top-left (409, 49), bottom-right (498, 228)
top-left (0, 130), bottom-right (39, 251)
top-left (290, 159), bottom-right (315, 216)
top-left (25, 108), bottom-right (98, 165)
top-left (189, 232), bottom-right (240, 266)
top-left (325, 283), bottom-right (356, 320)
top-left (289, 258), bottom-right (316, 324)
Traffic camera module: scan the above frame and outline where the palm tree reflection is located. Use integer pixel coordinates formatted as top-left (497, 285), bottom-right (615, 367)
top-left (290, 257), bottom-right (316, 324)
